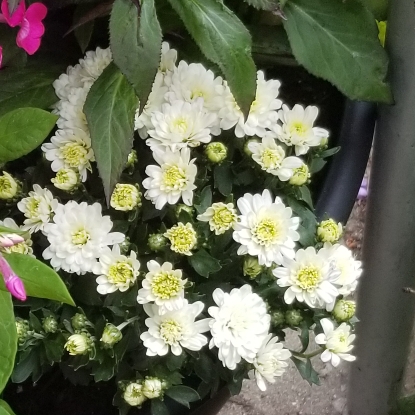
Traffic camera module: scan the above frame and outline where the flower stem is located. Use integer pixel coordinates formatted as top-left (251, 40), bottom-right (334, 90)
top-left (291, 348), bottom-right (324, 359)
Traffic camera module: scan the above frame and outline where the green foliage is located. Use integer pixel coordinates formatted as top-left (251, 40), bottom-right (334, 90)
top-left (2, 253), bottom-right (75, 306)
top-left (166, 0), bottom-right (256, 115)
top-left (188, 248), bottom-right (222, 277)
top-left (243, 0), bottom-right (277, 10)
top-left (0, 27), bottom-right (26, 69)
top-left (0, 400), bottom-right (16, 415)
top-left (110, 0), bottom-right (162, 111)
top-left (151, 399), bottom-right (170, 415)
top-left (0, 108), bottom-right (58, 164)
top-left (165, 385), bottom-right (200, 408)
top-left (84, 62), bottom-right (138, 203)
top-left (291, 356), bottom-right (320, 385)
top-left (283, 0), bottom-right (392, 103)
top-left (360, 0), bottom-right (388, 20)
top-left (73, 5), bottom-right (95, 53)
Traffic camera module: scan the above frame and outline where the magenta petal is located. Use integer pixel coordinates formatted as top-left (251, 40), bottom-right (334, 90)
top-left (5, 275), bottom-right (27, 301)
top-left (16, 19), bottom-right (43, 54)
top-left (25, 2), bottom-right (47, 21)
top-left (1, 0), bottom-right (25, 27)
top-left (0, 46), bottom-right (2, 68)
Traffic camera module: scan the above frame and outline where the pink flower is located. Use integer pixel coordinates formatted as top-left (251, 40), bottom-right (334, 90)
top-left (0, 255), bottom-right (26, 301)
top-left (0, 233), bottom-right (25, 248)
top-left (0, 0), bottom-right (47, 55)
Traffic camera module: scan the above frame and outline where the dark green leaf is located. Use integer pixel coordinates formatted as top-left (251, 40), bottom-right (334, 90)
top-left (11, 349), bottom-right (38, 383)
top-left (0, 225), bottom-right (26, 236)
top-left (68, 2), bottom-right (112, 36)
top-left (188, 249), bottom-right (221, 278)
top-left (194, 353), bottom-right (216, 384)
top-left (360, 0), bottom-right (388, 20)
top-left (0, 291), bottom-right (16, 393)
top-left (166, 0), bottom-right (256, 114)
top-left (44, 337), bottom-right (65, 363)
top-left (71, 275), bottom-right (102, 306)
top-left (214, 163), bottom-right (232, 196)
top-left (73, 5), bottom-right (95, 53)
top-left (3, 253), bottom-right (75, 306)
top-left (298, 186), bottom-right (313, 209)
top-left (93, 357), bottom-right (115, 382)
top-left (291, 357), bottom-right (320, 385)
top-left (0, 26), bottom-right (26, 69)
top-left (110, 0), bottom-right (162, 110)
top-left (151, 399), bottom-right (170, 415)
top-left (286, 197), bottom-right (316, 246)
top-left (319, 146), bottom-right (341, 159)
top-left (0, 108), bottom-right (57, 163)
top-left (283, 0), bottom-right (392, 103)
top-left (84, 62), bottom-right (138, 203)
top-left (165, 385), bottom-right (200, 408)
top-left (298, 321), bottom-right (310, 353)
top-left (0, 400), bottom-right (16, 415)
top-left (166, 353), bottom-right (186, 372)
top-left (195, 186), bottom-right (212, 214)
top-left (309, 157), bottom-right (326, 174)
top-left (243, 0), bottom-right (277, 10)
top-left (251, 24), bottom-right (291, 57)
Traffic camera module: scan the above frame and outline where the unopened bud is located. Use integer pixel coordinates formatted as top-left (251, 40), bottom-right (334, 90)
top-left (317, 219), bottom-right (343, 243)
top-left (126, 150), bottom-right (138, 168)
top-left (285, 309), bottom-right (303, 326)
top-left (148, 233), bottom-right (168, 252)
top-left (65, 333), bottom-right (92, 355)
top-left (289, 164), bottom-right (310, 186)
top-left (71, 313), bottom-right (88, 330)
top-left (123, 382), bottom-right (147, 407)
top-left (51, 168), bottom-right (80, 192)
top-left (271, 310), bottom-right (285, 327)
top-left (16, 318), bottom-right (30, 345)
top-left (142, 377), bottom-right (166, 399)
top-left (42, 316), bottom-right (58, 333)
top-left (175, 204), bottom-right (194, 219)
top-left (0, 172), bottom-right (20, 200)
top-left (205, 142), bottom-right (227, 164)
top-left (332, 300), bottom-right (356, 322)
top-left (100, 323), bottom-right (123, 348)
top-left (243, 256), bottom-right (263, 279)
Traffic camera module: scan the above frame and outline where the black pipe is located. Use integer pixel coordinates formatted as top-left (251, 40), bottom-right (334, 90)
top-left (315, 100), bottom-right (377, 223)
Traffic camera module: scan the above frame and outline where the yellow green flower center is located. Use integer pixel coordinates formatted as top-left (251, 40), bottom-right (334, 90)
top-left (253, 218), bottom-right (280, 246)
top-left (261, 148), bottom-right (284, 170)
top-left (111, 184), bottom-right (139, 210)
top-left (71, 228), bottom-right (90, 246)
top-left (163, 166), bottom-right (187, 189)
top-left (26, 198), bottom-right (40, 218)
top-left (165, 223), bottom-right (197, 255)
top-left (190, 89), bottom-right (206, 99)
top-left (0, 177), bottom-right (14, 192)
top-left (108, 261), bottom-right (134, 285)
top-left (212, 207), bottom-right (235, 230)
top-left (296, 266), bottom-right (322, 290)
top-left (172, 117), bottom-right (189, 134)
top-left (61, 143), bottom-right (88, 168)
top-left (159, 320), bottom-right (183, 344)
top-left (151, 271), bottom-right (182, 300)
top-left (290, 122), bottom-right (307, 137)
top-left (5, 242), bottom-right (29, 255)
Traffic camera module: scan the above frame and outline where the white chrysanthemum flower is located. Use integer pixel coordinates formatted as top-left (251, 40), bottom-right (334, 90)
top-left (197, 202), bottom-right (237, 235)
top-left (315, 318), bottom-right (356, 367)
top-left (233, 189), bottom-right (300, 267)
top-left (271, 104), bottom-right (329, 156)
top-left (208, 285), bottom-right (270, 370)
top-left (147, 99), bottom-right (217, 151)
top-left (142, 147), bottom-right (197, 210)
top-left (0, 218), bottom-right (34, 257)
top-left (248, 136), bottom-right (303, 181)
top-left (164, 222), bottom-right (197, 256)
top-left (53, 63), bottom-right (85, 104)
top-left (56, 87), bottom-right (89, 131)
top-left (51, 168), bottom-right (80, 191)
top-left (273, 246), bottom-right (340, 308)
top-left (42, 201), bottom-right (124, 275)
top-left (110, 184), bottom-right (141, 211)
top-left (160, 42), bottom-right (177, 74)
top-left (250, 334), bottom-right (291, 391)
top-left (42, 128), bottom-right (95, 182)
top-left (319, 243), bottom-right (362, 311)
top-left (123, 382), bottom-right (147, 407)
top-left (140, 301), bottom-right (210, 356)
top-left (78, 47), bottom-right (112, 86)
top-left (0, 172), bottom-right (20, 200)
top-left (93, 245), bottom-right (140, 294)
top-left (143, 377), bottom-right (166, 399)
top-left (137, 260), bottom-right (187, 314)
top-left (17, 185), bottom-right (59, 233)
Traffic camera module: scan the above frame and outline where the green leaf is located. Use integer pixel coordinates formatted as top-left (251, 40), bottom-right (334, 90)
top-left (318, 146), bottom-right (341, 159)
top-left (194, 353), bottom-right (216, 384)
top-left (0, 64), bottom-right (62, 117)
top-left (0, 108), bottom-right (58, 164)
top-left (195, 186), bottom-right (212, 214)
top-left (110, 0), bottom-right (162, 111)
top-left (0, 291), bottom-right (16, 393)
top-left (2, 253), bottom-right (75, 306)
top-left (291, 357), bottom-right (320, 385)
top-left (243, 0), bottom-right (277, 10)
top-left (309, 157), bottom-right (326, 174)
top-left (0, 26), bottom-right (27, 69)
top-left (0, 400), bottom-right (16, 415)
top-left (166, 0), bottom-right (256, 114)
top-left (286, 197), bottom-right (317, 246)
top-left (214, 162), bottom-right (232, 197)
top-left (165, 385), bottom-right (200, 408)
top-left (188, 249), bottom-right (222, 278)
top-left (73, 5), bottom-right (95, 53)
top-left (84, 62), bottom-right (138, 202)
top-left (11, 349), bottom-right (38, 383)
top-left (297, 186), bottom-right (313, 209)
top-left (283, 0), bottom-right (392, 103)
top-left (151, 399), bottom-right (170, 415)
top-left (360, 0), bottom-right (388, 20)
top-left (298, 321), bottom-right (310, 353)
top-left (0, 225), bottom-right (26, 236)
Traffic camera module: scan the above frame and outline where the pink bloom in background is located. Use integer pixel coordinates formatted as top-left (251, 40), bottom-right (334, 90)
top-left (0, 255), bottom-right (26, 301)
top-left (0, 233), bottom-right (24, 248)
top-left (0, 0), bottom-right (47, 55)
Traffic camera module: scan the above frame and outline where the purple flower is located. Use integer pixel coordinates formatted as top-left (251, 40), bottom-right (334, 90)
top-left (0, 255), bottom-right (26, 301)
top-left (357, 177), bottom-right (368, 200)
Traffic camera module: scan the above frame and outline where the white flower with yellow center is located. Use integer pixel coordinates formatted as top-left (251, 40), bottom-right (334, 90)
top-left (315, 318), bottom-right (356, 367)
top-left (271, 104), bottom-right (329, 156)
top-left (0, 218), bottom-right (34, 257)
top-left (147, 99), bottom-right (217, 151)
top-left (123, 382), bottom-right (147, 407)
top-left (137, 260), bottom-right (187, 314)
top-left (143, 147), bottom-right (197, 210)
top-left (42, 201), bottom-right (124, 275)
top-left (51, 168), bottom-right (80, 192)
top-left (42, 128), bottom-right (95, 182)
top-left (250, 334), bottom-right (291, 391)
top-left (141, 301), bottom-right (210, 356)
top-left (164, 222), bottom-right (197, 256)
top-left (110, 184), bottom-right (141, 211)
top-left (197, 202), bottom-right (237, 235)
top-left (93, 245), bottom-right (140, 294)
top-left (248, 136), bottom-right (303, 181)
top-left (208, 285), bottom-right (270, 370)
top-left (0, 172), bottom-right (20, 200)
top-left (317, 219), bottom-right (343, 243)
top-left (233, 190), bottom-right (300, 267)
top-left (17, 185), bottom-right (59, 233)
top-left (273, 246), bottom-right (340, 308)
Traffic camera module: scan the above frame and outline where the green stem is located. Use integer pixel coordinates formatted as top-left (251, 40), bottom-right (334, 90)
top-left (291, 348), bottom-right (324, 359)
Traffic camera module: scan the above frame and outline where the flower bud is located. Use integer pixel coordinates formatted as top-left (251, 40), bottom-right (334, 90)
top-left (119, 237), bottom-right (131, 254)
top-left (71, 313), bottom-right (88, 330)
top-left (289, 164), bottom-right (310, 186)
top-left (16, 318), bottom-right (30, 345)
top-left (64, 333), bottom-right (91, 355)
top-left (243, 256), bottom-right (263, 279)
top-left (205, 142), bottom-right (227, 164)
top-left (142, 377), bottom-right (166, 399)
top-left (0, 233), bottom-right (24, 248)
top-left (0, 255), bottom-right (26, 301)
top-left (317, 219), bottom-right (343, 243)
top-left (285, 309), bottom-right (303, 326)
top-left (0, 172), bottom-right (20, 200)
top-left (123, 382), bottom-right (147, 407)
top-left (243, 138), bottom-right (260, 157)
top-left (110, 184), bottom-right (142, 211)
top-left (100, 323), bottom-right (123, 348)
top-left (51, 168), bottom-right (80, 192)
top-left (126, 150), bottom-right (138, 168)
top-left (148, 233), bottom-right (168, 252)
top-left (271, 310), bottom-right (285, 327)
top-left (42, 316), bottom-right (58, 333)
top-left (175, 204), bottom-right (194, 219)
top-left (332, 300), bottom-right (356, 322)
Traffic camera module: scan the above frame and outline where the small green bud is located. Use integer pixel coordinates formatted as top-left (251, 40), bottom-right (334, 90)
top-left (271, 310), bottom-right (285, 327)
top-left (148, 233), bottom-right (168, 252)
top-left (0, 172), bottom-right (20, 200)
top-left (243, 138), bottom-right (260, 157)
top-left (285, 309), bottom-right (303, 327)
top-left (42, 316), bottom-right (58, 334)
top-left (126, 150), bottom-right (138, 168)
top-left (243, 256), bottom-right (263, 279)
top-left (205, 142), bottom-right (227, 164)
top-left (332, 300), bottom-right (356, 322)
top-left (15, 318), bottom-right (30, 345)
top-left (71, 313), bottom-right (88, 330)
top-left (119, 237), bottom-right (131, 254)
top-left (175, 204), bottom-right (194, 219)
top-left (289, 164), bottom-right (310, 186)
top-left (100, 323), bottom-right (123, 348)
top-left (317, 219), bottom-right (343, 243)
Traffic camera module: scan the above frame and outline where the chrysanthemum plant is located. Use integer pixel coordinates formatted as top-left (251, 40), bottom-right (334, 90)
top-left (0, 0), bottom-right (382, 414)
